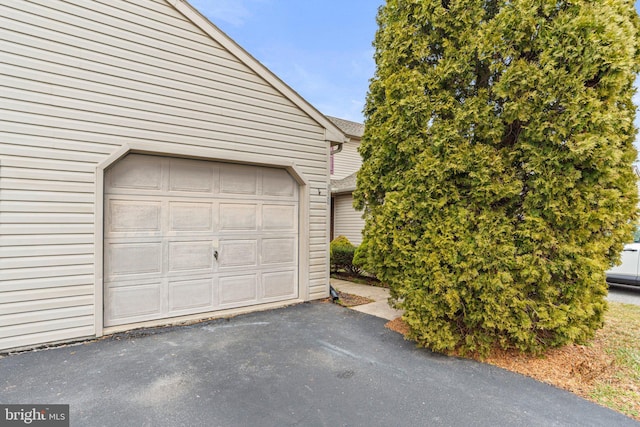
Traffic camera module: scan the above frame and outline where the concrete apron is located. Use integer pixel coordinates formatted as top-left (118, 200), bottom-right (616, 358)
top-left (330, 278), bottom-right (403, 320)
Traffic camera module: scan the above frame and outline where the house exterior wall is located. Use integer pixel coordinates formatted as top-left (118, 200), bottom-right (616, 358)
top-left (0, 0), bottom-right (332, 351)
top-left (333, 194), bottom-right (365, 246)
top-left (331, 139), bottom-right (362, 180)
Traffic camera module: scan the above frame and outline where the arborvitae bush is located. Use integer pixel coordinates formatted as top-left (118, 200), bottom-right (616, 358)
top-left (354, 0), bottom-right (640, 355)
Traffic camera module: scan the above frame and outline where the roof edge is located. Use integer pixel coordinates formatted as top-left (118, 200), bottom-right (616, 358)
top-left (330, 187), bottom-right (355, 195)
top-left (169, 0), bottom-right (348, 144)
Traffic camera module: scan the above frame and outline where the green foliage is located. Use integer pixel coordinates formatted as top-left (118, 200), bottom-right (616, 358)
top-left (353, 240), bottom-right (373, 275)
top-left (330, 236), bottom-right (360, 274)
top-left (355, 0), bottom-right (640, 356)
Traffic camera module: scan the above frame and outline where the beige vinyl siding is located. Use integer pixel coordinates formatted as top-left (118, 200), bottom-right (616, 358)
top-left (332, 140), bottom-right (362, 180)
top-left (333, 194), bottom-right (365, 246)
top-left (0, 0), bottom-right (331, 351)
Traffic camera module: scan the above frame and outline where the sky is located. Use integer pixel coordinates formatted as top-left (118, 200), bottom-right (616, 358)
top-left (190, 0), bottom-right (640, 148)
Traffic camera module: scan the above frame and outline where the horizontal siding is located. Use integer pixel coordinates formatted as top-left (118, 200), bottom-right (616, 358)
top-left (332, 140), bottom-right (362, 180)
top-left (0, 305), bottom-right (94, 328)
top-left (0, 51), bottom-right (311, 129)
top-left (334, 194), bottom-right (365, 246)
top-left (0, 276), bottom-right (94, 293)
top-left (1, 167), bottom-right (94, 183)
top-left (2, 103), bottom-right (326, 158)
top-left (0, 224), bottom-right (93, 235)
top-left (2, 265), bottom-right (94, 282)
top-left (0, 179), bottom-right (94, 194)
top-left (1, 295), bottom-right (94, 317)
top-left (2, 74), bottom-right (323, 143)
top-left (0, 316), bottom-right (94, 340)
top-left (0, 244), bottom-right (94, 258)
top-left (0, 157), bottom-right (97, 173)
top-left (0, 201), bottom-right (94, 213)
top-left (0, 325), bottom-right (95, 351)
top-left (0, 235), bottom-right (94, 247)
top-left (0, 254), bottom-right (94, 269)
top-left (0, 125), bottom-right (327, 174)
top-left (309, 283), bottom-right (329, 300)
top-left (0, 0), bottom-right (330, 350)
top-left (1, 286), bottom-right (93, 305)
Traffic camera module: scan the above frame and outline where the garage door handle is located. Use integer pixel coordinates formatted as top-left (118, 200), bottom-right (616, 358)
top-left (214, 250), bottom-right (219, 260)
top-left (623, 249), bottom-right (638, 252)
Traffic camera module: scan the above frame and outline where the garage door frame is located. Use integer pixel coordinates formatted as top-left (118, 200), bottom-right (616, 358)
top-left (94, 142), bottom-right (313, 337)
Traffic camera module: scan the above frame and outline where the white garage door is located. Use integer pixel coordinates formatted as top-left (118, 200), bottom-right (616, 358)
top-left (103, 154), bottom-right (299, 327)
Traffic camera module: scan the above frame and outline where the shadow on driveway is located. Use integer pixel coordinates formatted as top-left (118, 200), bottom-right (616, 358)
top-left (1, 303), bottom-right (637, 426)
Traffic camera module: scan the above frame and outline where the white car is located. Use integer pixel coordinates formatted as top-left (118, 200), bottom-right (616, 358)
top-left (606, 229), bottom-right (640, 287)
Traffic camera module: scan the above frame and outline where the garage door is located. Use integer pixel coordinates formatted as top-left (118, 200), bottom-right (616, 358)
top-left (103, 154), bottom-right (299, 327)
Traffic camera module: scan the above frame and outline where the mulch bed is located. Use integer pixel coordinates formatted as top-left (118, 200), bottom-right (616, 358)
top-left (385, 316), bottom-right (411, 335)
top-left (335, 291), bottom-right (374, 307)
top-left (318, 290), bottom-right (374, 307)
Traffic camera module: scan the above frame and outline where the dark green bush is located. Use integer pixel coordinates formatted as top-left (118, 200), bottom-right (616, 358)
top-left (330, 236), bottom-right (360, 274)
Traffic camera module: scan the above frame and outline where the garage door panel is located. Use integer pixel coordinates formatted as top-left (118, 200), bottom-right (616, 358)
top-left (106, 282), bottom-right (163, 324)
top-left (169, 159), bottom-right (216, 194)
top-left (219, 274), bottom-right (257, 305)
top-left (263, 168), bottom-right (296, 197)
top-left (218, 240), bottom-right (257, 268)
top-left (108, 154), bottom-right (163, 191)
top-left (220, 203), bottom-right (257, 231)
top-left (105, 242), bottom-right (162, 277)
top-left (108, 200), bottom-right (162, 233)
top-left (263, 205), bottom-right (297, 231)
top-left (262, 270), bottom-right (297, 299)
top-left (168, 241), bottom-right (214, 272)
top-left (220, 164), bottom-right (258, 195)
top-left (262, 238), bottom-right (296, 265)
top-left (168, 278), bottom-right (215, 314)
top-left (169, 202), bottom-right (214, 232)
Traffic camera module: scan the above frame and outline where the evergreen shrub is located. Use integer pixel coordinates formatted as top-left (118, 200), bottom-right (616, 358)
top-left (354, 0), bottom-right (640, 356)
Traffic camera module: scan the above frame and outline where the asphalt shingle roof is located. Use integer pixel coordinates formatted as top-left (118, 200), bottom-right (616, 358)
top-left (326, 116), bottom-right (364, 138)
top-left (330, 171), bottom-right (358, 194)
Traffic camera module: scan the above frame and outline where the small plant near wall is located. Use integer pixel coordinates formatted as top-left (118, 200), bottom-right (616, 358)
top-left (330, 236), bottom-right (386, 287)
top-left (330, 236), bottom-right (360, 274)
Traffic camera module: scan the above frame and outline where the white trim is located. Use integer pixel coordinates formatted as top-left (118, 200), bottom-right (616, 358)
top-left (169, 0), bottom-right (347, 145)
top-left (93, 165), bottom-right (105, 337)
top-left (97, 142), bottom-right (309, 185)
top-left (94, 142), bottom-right (312, 337)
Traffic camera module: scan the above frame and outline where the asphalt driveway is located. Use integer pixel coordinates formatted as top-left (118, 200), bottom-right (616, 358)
top-left (608, 285), bottom-right (640, 306)
top-left (0, 303), bottom-right (637, 427)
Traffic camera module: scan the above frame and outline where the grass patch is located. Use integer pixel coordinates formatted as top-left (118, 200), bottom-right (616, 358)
top-left (588, 302), bottom-right (640, 419)
top-left (591, 385), bottom-right (639, 419)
